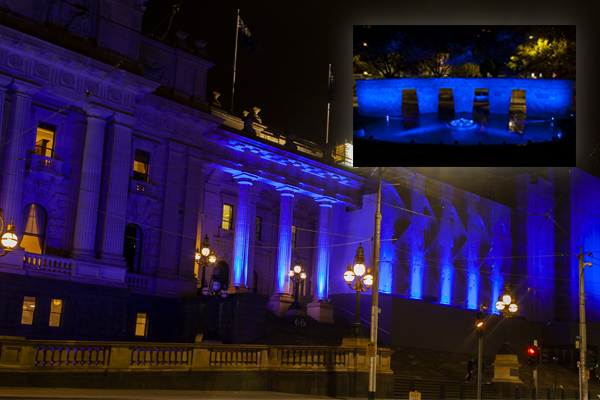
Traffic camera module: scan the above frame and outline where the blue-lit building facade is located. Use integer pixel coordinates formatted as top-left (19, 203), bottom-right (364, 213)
top-left (0, 1), bottom-right (597, 349)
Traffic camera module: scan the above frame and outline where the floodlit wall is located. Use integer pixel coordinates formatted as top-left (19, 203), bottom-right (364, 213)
top-left (329, 169), bottom-right (512, 312)
top-left (356, 78), bottom-right (575, 118)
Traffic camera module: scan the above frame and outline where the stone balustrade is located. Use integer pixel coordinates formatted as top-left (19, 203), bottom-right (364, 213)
top-left (0, 337), bottom-right (394, 398)
top-left (125, 272), bottom-right (156, 292)
top-left (23, 253), bottom-right (74, 276)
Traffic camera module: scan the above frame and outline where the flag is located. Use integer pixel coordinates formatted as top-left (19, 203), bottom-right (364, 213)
top-left (328, 71), bottom-right (339, 103)
top-left (238, 17), bottom-right (262, 55)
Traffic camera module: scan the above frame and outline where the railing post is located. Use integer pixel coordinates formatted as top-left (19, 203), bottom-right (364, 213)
top-left (460, 383), bottom-right (466, 399)
top-left (532, 387), bottom-right (536, 400)
top-left (439, 382), bottom-right (445, 399)
top-left (409, 379), bottom-right (415, 392)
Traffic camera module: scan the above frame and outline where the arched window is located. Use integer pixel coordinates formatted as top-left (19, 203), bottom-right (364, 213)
top-left (21, 204), bottom-right (47, 254)
top-left (123, 224), bottom-right (142, 273)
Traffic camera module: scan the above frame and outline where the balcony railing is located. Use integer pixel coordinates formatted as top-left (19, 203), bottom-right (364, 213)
top-left (23, 253), bottom-right (74, 276)
top-left (28, 154), bottom-right (63, 174)
top-left (130, 179), bottom-right (155, 197)
top-left (125, 272), bottom-right (156, 292)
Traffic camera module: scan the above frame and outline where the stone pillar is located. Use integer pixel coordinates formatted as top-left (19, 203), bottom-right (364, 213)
top-left (453, 85), bottom-right (474, 114)
top-left (307, 197), bottom-right (335, 323)
top-left (0, 87), bottom-right (34, 241)
top-left (268, 186), bottom-right (299, 316)
top-left (230, 173), bottom-right (258, 292)
top-left (180, 152), bottom-right (204, 290)
top-left (491, 343), bottom-right (522, 398)
top-left (156, 142), bottom-right (186, 282)
top-left (488, 87), bottom-right (512, 114)
top-left (416, 86), bottom-right (439, 114)
top-left (96, 113), bottom-right (135, 267)
top-left (72, 107), bottom-right (110, 258)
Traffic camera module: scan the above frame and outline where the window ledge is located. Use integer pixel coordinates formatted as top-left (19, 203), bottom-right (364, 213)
top-left (130, 179), bottom-right (155, 197)
top-left (27, 154), bottom-right (63, 175)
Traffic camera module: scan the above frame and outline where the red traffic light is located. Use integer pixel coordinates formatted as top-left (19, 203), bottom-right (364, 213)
top-left (527, 346), bottom-right (537, 356)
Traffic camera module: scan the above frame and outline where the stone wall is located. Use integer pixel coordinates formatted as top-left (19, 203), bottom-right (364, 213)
top-left (356, 78), bottom-right (575, 117)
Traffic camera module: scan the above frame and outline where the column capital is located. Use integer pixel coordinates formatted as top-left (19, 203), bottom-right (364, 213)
top-left (315, 196), bottom-right (336, 207)
top-left (107, 112), bottom-right (137, 128)
top-left (83, 104), bottom-right (113, 120)
top-left (276, 185), bottom-right (300, 197)
top-left (9, 80), bottom-right (39, 97)
top-left (233, 172), bottom-right (259, 185)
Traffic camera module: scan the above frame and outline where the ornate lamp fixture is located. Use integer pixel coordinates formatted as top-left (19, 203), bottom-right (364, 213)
top-left (288, 258), bottom-right (307, 312)
top-left (0, 209), bottom-right (17, 256)
top-left (343, 243), bottom-right (373, 337)
top-left (195, 234), bottom-right (217, 292)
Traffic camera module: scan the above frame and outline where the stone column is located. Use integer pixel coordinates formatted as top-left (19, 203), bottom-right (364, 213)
top-left (96, 113), bottom-right (135, 268)
top-left (268, 186), bottom-right (299, 316)
top-left (230, 173), bottom-right (257, 292)
top-left (307, 197), bottom-right (335, 323)
top-left (156, 142), bottom-right (185, 282)
top-left (178, 151), bottom-right (204, 294)
top-left (453, 85), bottom-right (475, 114)
top-left (72, 107), bottom-right (110, 258)
top-left (416, 86), bottom-right (439, 114)
top-left (488, 87), bottom-right (512, 114)
top-left (0, 84), bottom-right (36, 265)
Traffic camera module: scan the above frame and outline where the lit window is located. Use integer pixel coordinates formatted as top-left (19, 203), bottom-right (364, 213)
top-left (123, 223), bottom-right (143, 273)
top-left (133, 150), bottom-right (150, 182)
top-left (35, 123), bottom-right (56, 158)
top-left (21, 204), bottom-right (46, 254)
top-left (222, 204), bottom-right (233, 230)
top-left (135, 313), bottom-right (147, 337)
top-left (255, 217), bottom-right (262, 241)
top-left (21, 296), bottom-right (36, 325)
top-left (292, 225), bottom-right (297, 248)
top-left (49, 299), bottom-right (63, 327)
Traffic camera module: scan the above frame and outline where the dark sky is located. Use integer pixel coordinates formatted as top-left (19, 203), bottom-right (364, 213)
top-left (142, 0), bottom-right (600, 178)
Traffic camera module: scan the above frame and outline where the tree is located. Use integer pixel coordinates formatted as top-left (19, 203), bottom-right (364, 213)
top-left (353, 26), bottom-right (412, 78)
top-left (507, 27), bottom-right (575, 79)
top-left (467, 27), bottom-right (523, 77)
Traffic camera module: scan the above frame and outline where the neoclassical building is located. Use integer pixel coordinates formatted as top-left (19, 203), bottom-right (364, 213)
top-left (0, 0), bottom-right (598, 347)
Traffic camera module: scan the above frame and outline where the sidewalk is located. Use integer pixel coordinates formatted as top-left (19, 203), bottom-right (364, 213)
top-left (0, 388), bottom-right (337, 400)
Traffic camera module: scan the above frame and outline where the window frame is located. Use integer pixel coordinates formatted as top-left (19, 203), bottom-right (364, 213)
top-left (35, 122), bottom-right (56, 158)
top-left (222, 204), bottom-right (234, 231)
top-left (21, 203), bottom-right (47, 255)
top-left (21, 296), bottom-right (37, 325)
top-left (135, 312), bottom-right (148, 337)
top-left (133, 149), bottom-right (151, 182)
top-left (123, 223), bottom-right (143, 273)
top-left (49, 299), bottom-right (64, 328)
top-left (255, 216), bottom-right (262, 241)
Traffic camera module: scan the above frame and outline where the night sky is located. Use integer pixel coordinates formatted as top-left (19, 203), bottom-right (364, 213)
top-left (142, 0), bottom-right (600, 178)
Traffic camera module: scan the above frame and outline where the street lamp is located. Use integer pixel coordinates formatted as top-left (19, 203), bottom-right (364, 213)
top-left (200, 266), bottom-right (229, 343)
top-left (343, 243), bottom-right (374, 337)
top-left (0, 209), bottom-right (17, 256)
top-left (195, 234), bottom-right (217, 293)
top-left (496, 284), bottom-right (518, 317)
top-left (288, 258), bottom-right (307, 313)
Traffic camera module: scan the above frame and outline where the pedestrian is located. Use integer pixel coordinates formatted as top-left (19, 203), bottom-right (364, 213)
top-left (466, 357), bottom-right (474, 383)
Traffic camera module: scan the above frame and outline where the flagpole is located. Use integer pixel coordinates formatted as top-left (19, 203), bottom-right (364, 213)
top-left (326, 63), bottom-right (331, 144)
top-left (231, 9), bottom-right (240, 113)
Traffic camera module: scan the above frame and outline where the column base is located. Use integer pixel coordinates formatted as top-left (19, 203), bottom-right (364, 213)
top-left (306, 299), bottom-right (334, 323)
top-left (227, 285), bottom-right (249, 294)
top-left (492, 352), bottom-right (522, 384)
top-left (71, 249), bottom-right (97, 260)
top-left (268, 293), bottom-right (293, 317)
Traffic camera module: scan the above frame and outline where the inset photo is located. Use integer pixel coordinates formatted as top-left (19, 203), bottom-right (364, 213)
top-left (353, 25), bottom-right (576, 167)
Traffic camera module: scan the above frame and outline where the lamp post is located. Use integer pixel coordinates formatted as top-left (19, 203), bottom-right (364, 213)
top-left (0, 209), bottom-right (17, 256)
top-left (343, 243), bottom-right (374, 337)
top-left (287, 258), bottom-right (307, 313)
top-left (200, 267), bottom-right (229, 343)
top-left (195, 234), bottom-right (216, 292)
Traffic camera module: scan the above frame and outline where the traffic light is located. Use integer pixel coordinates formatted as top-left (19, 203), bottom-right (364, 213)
top-left (527, 346), bottom-right (538, 366)
top-left (588, 351), bottom-right (598, 370)
top-left (475, 311), bottom-right (484, 338)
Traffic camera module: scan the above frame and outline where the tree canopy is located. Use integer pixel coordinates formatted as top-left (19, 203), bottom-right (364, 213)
top-left (353, 25), bottom-right (576, 80)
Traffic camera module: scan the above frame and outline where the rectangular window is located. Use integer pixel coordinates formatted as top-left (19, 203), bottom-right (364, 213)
top-left (35, 122), bottom-right (56, 158)
top-left (292, 225), bottom-right (297, 248)
top-left (222, 204), bottom-right (234, 230)
top-left (135, 312), bottom-right (147, 337)
top-left (133, 150), bottom-right (150, 182)
top-left (21, 296), bottom-right (36, 325)
top-left (255, 216), bottom-right (262, 241)
top-left (49, 299), bottom-right (63, 327)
